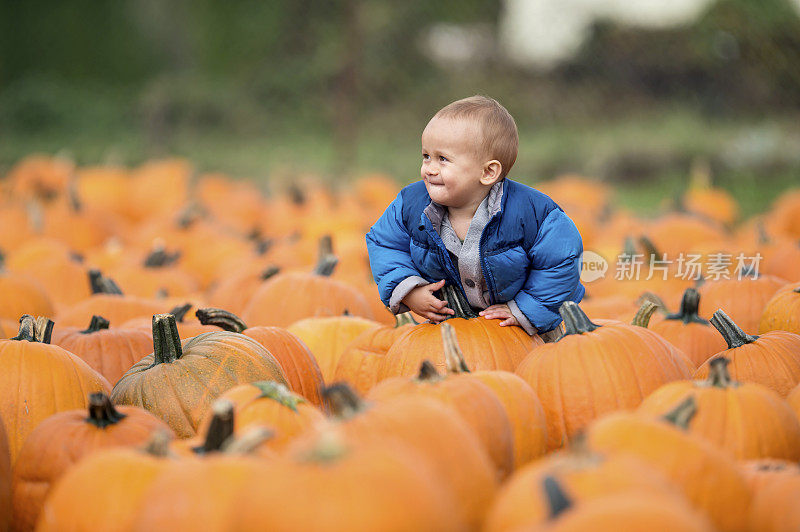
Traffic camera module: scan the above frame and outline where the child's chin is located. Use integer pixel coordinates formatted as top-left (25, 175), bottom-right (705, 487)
top-left (425, 184), bottom-right (449, 203)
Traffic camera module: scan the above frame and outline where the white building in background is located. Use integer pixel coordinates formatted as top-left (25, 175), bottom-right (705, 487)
top-left (498, 0), bottom-right (800, 69)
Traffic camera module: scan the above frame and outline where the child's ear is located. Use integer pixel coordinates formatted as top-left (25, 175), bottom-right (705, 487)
top-left (480, 160), bottom-right (503, 185)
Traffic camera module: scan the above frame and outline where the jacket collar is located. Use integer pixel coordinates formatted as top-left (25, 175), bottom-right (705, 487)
top-left (422, 180), bottom-right (505, 232)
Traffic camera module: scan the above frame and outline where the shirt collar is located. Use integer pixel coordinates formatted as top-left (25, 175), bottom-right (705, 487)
top-left (423, 180), bottom-right (504, 232)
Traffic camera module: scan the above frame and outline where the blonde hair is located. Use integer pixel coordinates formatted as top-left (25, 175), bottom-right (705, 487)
top-left (434, 95), bottom-right (518, 179)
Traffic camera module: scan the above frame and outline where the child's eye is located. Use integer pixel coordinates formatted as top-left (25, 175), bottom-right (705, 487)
top-left (422, 153), bottom-right (429, 160)
top-left (439, 155), bottom-right (448, 162)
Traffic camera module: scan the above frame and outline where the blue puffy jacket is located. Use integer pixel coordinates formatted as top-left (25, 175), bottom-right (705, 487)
top-left (365, 179), bottom-right (585, 332)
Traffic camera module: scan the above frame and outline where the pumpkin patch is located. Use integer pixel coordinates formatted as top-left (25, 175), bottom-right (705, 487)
top-left (1, 155), bottom-right (799, 530)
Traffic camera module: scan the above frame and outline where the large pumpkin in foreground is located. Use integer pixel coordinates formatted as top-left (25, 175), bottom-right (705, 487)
top-left (379, 286), bottom-right (540, 380)
top-left (111, 314), bottom-right (288, 438)
top-left (515, 301), bottom-right (692, 450)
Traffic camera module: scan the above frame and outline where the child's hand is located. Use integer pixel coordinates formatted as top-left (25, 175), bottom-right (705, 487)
top-left (401, 280), bottom-right (454, 323)
top-left (479, 304), bottom-right (519, 327)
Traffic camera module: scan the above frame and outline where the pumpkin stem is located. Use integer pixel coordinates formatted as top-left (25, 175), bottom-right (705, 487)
top-left (152, 314), bottom-right (183, 364)
top-left (755, 220), bottom-right (770, 245)
top-left (621, 236), bottom-right (637, 262)
top-left (194, 399), bottom-right (235, 454)
top-left (86, 392), bottom-right (127, 428)
top-left (304, 428), bottom-right (348, 463)
top-left (288, 183), bottom-right (306, 206)
top-left (168, 303), bottom-right (192, 323)
top-left (710, 309), bottom-right (758, 349)
top-left (631, 300), bottom-right (658, 328)
top-left (666, 288), bottom-right (709, 325)
top-left (737, 264), bottom-right (759, 279)
top-left (252, 381), bottom-right (306, 413)
top-left (81, 315), bottom-right (110, 334)
top-left (314, 255), bottom-right (339, 276)
top-left (543, 476), bottom-right (572, 519)
top-left (559, 301), bottom-right (600, 337)
top-left (637, 292), bottom-right (668, 314)
top-left (440, 284), bottom-right (478, 320)
top-left (260, 265), bottom-right (280, 281)
top-left (223, 427), bottom-right (275, 454)
top-left (34, 316), bottom-right (54, 343)
top-left (175, 202), bottom-right (206, 229)
top-left (195, 308), bottom-right (248, 333)
top-left (441, 322), bottom-right (470, 374)
top-left (254, 237), bottom-right (273, 256)
top-left (88, 269), bottom-right (123, 295)
top-left (0, 249), bottom-right (5, 272)
top-left (661, 396), bottom-right (697, 430)
top-left (638, 235), bottom-right (659, 260)
top-left (143, 245), bottom-right (181, 268)
top-left (322, 383), bottom-right (364, 420)
top-left (707, 357), bottom-right (734, 388)
top-left (417, 360), bottom-right (443, 382)
top-left (314, 235), bottom-right (338, 276)
top-left (11, 315), bottom-right (38, 342)
top-left (395, 312), bottom-right (418, 327)
top-left (142, 430), bottom-right (172, 457)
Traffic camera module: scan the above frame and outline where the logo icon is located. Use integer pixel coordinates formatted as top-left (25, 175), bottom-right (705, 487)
top-left (580, 251), bottom-right (608, 283)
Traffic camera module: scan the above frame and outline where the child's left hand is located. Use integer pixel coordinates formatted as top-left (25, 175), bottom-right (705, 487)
top-left (479, 304), bottom-right (519, 327)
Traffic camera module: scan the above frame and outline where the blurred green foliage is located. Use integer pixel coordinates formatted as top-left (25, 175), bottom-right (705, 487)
top-left (0, 0), bottom-right (798, 212)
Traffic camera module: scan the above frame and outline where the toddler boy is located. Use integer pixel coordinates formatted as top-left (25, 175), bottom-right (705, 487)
top-left (366, 95), bottom-right (584, 337)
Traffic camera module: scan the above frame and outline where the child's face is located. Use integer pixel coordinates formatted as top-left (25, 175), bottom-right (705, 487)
top-left (421, 116), bottom-right (494, 210)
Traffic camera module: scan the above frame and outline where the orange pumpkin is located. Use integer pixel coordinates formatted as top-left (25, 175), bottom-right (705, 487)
top-left (111, 314), bottom-right (288, 438)
top-left (50, 315), bottom-right (153, 385)
top-left (333, 312), bottom-right (417, 395)
top-left (0, 316), bottom-right (111, 464)
top-left (740, 459), bottom-right (800, 493)
top-left (535, 489), bottom-right (713, 532)
top-left (195, 308), bottom-right (325, 408)
top-left (321, 384), bottom-right (497, 530)
top-left (515, 301), bottom-right (692, 450)
top-left (35, 435), bottom-right (173, 531)
top-left (56, 270), bottom-right (168, 327)
top-left (287, 315), bottom-right (381, 384)
top-left (483, 449), bottom-right (682, 532)
top-left (196, 381), bottom-right (324, 451)
top-left (369, 359), bottom-right (514, 480)
top-left (586, 398), bottom-right (752, 532)
top-left (242, 247), bottom-right (374, 327)
top-left (759, 282), bottom-right (800, 334)
top-left (649, 288), bottom-right (728, 368)
top-left (698, 273), bottom-right (788, 334)
top-left (0, 267), bottom-right (54, 321)
top-left (230, 430), bottom-right (466, 532)
top-left (693, 310), bottom-right (800, 397)
top-left (748, 475), bottom-right (800, 532)
top-left (379, 286), bottom-right (540, 380)
top-left (0, 412), bottom-right (10, 532)
top-left (11, 393), bottom-right (172, 531)
top-left (439, 322), bottom-right (548, 467)
top-left (639, 358), bottom-right (800, 460)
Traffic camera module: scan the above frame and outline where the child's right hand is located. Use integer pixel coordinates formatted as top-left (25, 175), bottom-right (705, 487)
top-left (401, 280), bottom-right (454, 323)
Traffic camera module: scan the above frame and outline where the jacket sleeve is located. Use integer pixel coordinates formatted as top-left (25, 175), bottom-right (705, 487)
top-left (366, 193), bottom-right (427, 309)
top-left (513, 208), bottom-right (585, 333)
